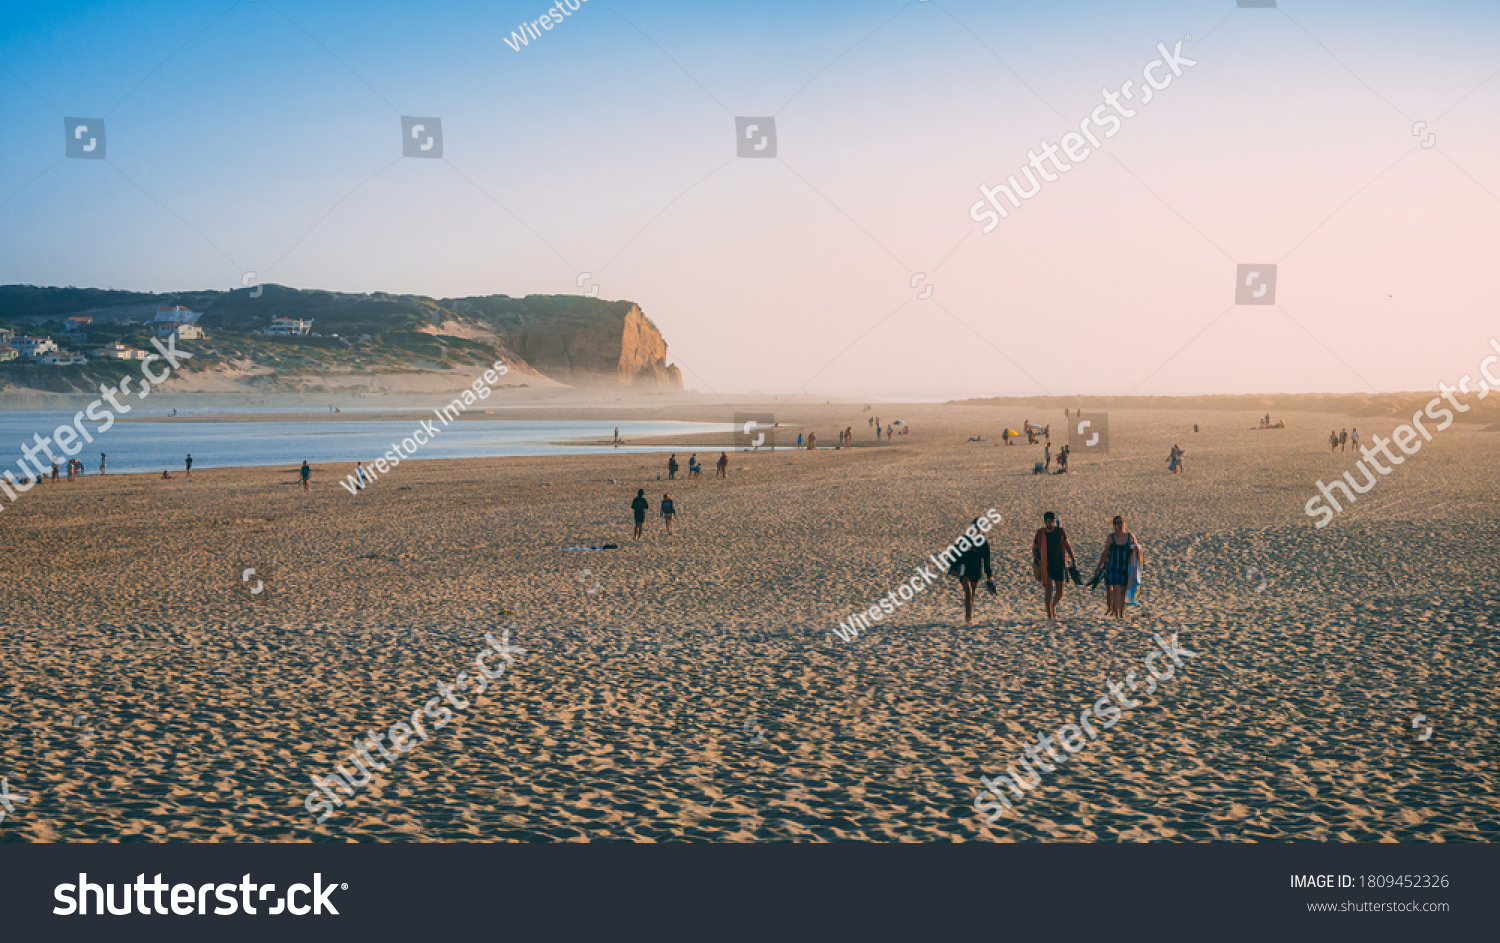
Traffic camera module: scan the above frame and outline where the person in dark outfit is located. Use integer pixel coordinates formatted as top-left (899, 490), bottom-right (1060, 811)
top-left (1033, 511), bottom-right (1077, 620)
top-left (955, 518), bottom-right (995, 626)
top-left (1095, 515), bottom-right (1141, 620)
top-left (631, 489), bottom-right (649, 540)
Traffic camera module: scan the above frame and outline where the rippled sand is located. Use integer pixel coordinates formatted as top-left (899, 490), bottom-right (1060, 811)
top-left (1, 405), bottom-right (1496, 842)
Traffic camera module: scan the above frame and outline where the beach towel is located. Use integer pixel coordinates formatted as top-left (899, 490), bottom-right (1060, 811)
top-left (1125, 541), bottom-right (1143, 605)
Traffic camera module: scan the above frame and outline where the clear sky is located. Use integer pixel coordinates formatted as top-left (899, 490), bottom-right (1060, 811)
top-left (2, 0), bottom-right (1498, 399)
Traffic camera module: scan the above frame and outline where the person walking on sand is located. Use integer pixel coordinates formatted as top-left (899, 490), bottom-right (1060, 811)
top-left (1328, 430), bottom-right (1339, 452)
top-left (661, 493), bottom-right (676, 535)
top-left (954, 518), bottom-right (995, 627)
top-left (1351, 427), bottom-right (1360, 450)
top-left (354, 461), bottom-right (368, 490)
top-left (613, 427), bottom-right (620, 446)
top-left (1044, 443), bottom-right (1052, 472)
top-left (300, 460), bottom-right (311, 491)
top-left (1034, 511), bottom-right (1077, 620)
top-left (1340, 428), bottom-right (1348, 452)
top-left (716, 452), bottom-right (728, 478)
top-left (667, 454), bottom-right (679, 480)
top-left (631, 489), bottom-right (649, 539)
top-left (185, 454), bottom-right (193, 477)
top-left (1167, 444), bottom-right (1184, 474)
top-left (99, 453), bottom-right (107, 475)
top-left (796, 433), bottom-right (803, 448)
top-left (51, 460), bottom-right (59, 482)
top-left (1095, 516), bottom-right (1141, 620)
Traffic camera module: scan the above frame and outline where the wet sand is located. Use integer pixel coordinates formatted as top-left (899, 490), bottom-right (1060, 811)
top-left (1, 404), bottom-right (1497, 842)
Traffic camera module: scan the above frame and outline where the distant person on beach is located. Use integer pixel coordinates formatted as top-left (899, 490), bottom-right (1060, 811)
top-left (185, 454), bottom-right (193, 477)
top-left (716, 452), bottom-right (728, 478)
top-left (797, 434), bottom-right (803, 448)
top-left (631, 489), bottom-right (649, 539)
top-left (162, 470), bottom-right (173, 479)
top-left (300, 460), bottom-right (311, 491)
top-left (808, 433), bottom-right (817, 450)
top-left (661, 493), bottom-right (676, 535)
top-left (1340, 428), bottom-right (1348, 452)
top-left (1095, 516), bottom-right (1141, 620)
top-left (613, 427), bottom-right (620, 446)
top-left (1351, 428), bottom-right (1360, 450)
top-left (1055, 446), bottom-right (1069, 474)
top-left (355, 461), bottom-right (368, 490)
top-left (954, 517), bottom-right (995, 627)
top-left (1168, 444), bottom-right (1184, 474)
top-left (1034, 511), bottom-right (1077, 620)
top-left (51, 461), bottom-right (59, 482)
top-left (1328, 430), bottom-right (1339, 452)
top-left (99, 453), bottom-right (106, 475)
top-left (688, 454), bottom-right (700, 478)
top-left (1044, 443), bottom-right (1052, 472)
top-left (886, 426), bottom-right (892, 441)
top-left (668, 454), bottom-right (679, 480)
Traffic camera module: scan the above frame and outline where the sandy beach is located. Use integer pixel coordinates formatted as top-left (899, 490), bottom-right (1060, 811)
top-left (1, 402), bottom-right (1497, 842)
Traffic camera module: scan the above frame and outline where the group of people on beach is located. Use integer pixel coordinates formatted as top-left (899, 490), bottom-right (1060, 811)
top-left (631, 489), bottom-right (677, 538)
top-left (943, 510), bottom-right (1144, 626)
top-left (1328, 427), bottom-right (1360, 452)
top-left (666, 452), bottom-right (726, 480)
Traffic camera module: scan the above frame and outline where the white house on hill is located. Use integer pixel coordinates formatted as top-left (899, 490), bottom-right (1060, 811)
top-left (154, 323), bottom-right (204, 341)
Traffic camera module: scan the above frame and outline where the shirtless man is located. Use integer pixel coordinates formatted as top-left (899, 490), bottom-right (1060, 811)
top-left (1034, 512), bottom-right (1077, 620)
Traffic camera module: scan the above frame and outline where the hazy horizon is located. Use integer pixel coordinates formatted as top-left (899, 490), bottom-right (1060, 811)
top-left (3, 0), bottom-right (1497, 400)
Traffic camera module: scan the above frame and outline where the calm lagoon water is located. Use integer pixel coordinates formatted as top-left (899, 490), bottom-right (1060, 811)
top-left (0, 410), bottom-right (732, 476)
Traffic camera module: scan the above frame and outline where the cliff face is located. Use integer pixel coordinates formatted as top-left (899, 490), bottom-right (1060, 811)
top-left (447, 294), bottom-right (682, 389)
top-left (616, 305), bottom-right (683, 388)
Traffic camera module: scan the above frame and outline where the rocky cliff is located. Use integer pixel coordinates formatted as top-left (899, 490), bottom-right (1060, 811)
top-left (0, 286), bottom-right (684, 393)
top-left (443, 295), bottom-right (682, 389)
